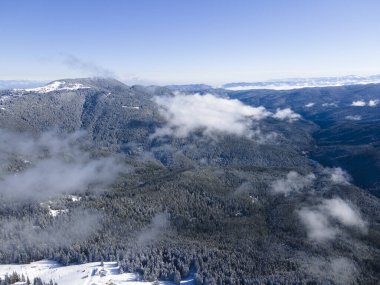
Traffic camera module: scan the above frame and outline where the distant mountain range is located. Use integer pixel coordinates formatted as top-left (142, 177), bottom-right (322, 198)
top-left (0, 80), bottom-right (48, 89)
top-left (5, 74), bottom-right (380, 92)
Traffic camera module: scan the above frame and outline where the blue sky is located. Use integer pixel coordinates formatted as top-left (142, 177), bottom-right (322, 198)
top-left (1, 0), bottom-right (380, 84)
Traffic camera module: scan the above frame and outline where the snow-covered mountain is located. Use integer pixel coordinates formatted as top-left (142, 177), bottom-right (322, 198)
top-left (16, 80), bottom-right (90, 93)
top-left (223, 74), bottom-right (380, 90)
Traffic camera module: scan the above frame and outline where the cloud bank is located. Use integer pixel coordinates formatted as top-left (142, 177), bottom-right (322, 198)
top-left (0, 129), bottom-right (126, 201)
top-left (271, 171), bottom-right (316, 195)
top-left (153, 93), bottom-right (301, 139)
top-left (298, 198), bottom-right (366, 242)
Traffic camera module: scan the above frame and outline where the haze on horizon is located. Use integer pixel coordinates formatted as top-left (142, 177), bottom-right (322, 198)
top-left (1, 0), bottom-right (380, 85)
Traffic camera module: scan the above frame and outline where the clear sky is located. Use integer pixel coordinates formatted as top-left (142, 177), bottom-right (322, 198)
top-left (1, 0), bottom-right (380, 85)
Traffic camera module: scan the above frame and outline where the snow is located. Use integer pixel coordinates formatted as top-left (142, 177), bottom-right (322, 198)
top-left (18, 81), bottom-right (90, 94)
top-left (48, 206), bottom-right (69, 217)
top-left (0, 95), bottom-right (10, 102)
top-left (66, 195), bottom-right (82, 202)
top-left (0, 260), bottom-right (194, 285)
top-left (122, 106), bottom-right (140, 110)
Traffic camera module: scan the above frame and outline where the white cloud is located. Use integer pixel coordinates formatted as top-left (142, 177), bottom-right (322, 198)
top-left (305, 102), bottom-right (315, 108)
top-left (351, 100), bottom-right (366, 107)
top-left (325, 167), bottom-right (351, 185)
top-left (153, 93), bottom-right (273, 139)
top-left (298, 198), bottom-right (366, 242)
top-left (368, 99), bottom-right (379, 106)
top-left (345, 115), bottom-right (361, 121)
top-left (271, 171), bottom-right (315, 195)
top-left (273, 108), bottom-right (301, 122)
top-left (153, 93), bottom-right (302, 140)
top-left (298, 208), bottom-right (338, 241)
top-left (321, 198), bottom-right (366, 230)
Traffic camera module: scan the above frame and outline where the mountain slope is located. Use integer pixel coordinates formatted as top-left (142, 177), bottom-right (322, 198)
top-left (0, 78), bottom-right (379, 284)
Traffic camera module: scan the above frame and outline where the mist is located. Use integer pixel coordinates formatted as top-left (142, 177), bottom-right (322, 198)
top-left (61, 53), bottom-right (116, 78)
top-left (271, 171), bottom-right (316, 195)
top-left (136, 212), bottom-right (170, 246)
top-left (0, 129), bottom-right (126, 201)
top-left (0, 209), bottom-right (101, 250)
top-left (298, 198), bottom-right (367, 242)
top-left (324, 167), bottom-right (351, 185)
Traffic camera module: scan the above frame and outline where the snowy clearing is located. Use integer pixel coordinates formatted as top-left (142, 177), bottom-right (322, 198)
top-left (0, 260), bottom-right (194, 285)
top-left (17, 81), bottom-right (90, 93)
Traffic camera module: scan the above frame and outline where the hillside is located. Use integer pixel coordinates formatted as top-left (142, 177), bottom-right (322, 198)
top-left (0, 79), bottom-right (379, 284)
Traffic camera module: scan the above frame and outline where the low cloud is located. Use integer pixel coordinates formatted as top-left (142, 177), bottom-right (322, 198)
top-left (152, 93), bottom-right (300, 140)
top-left (305, 102), bottom-right (315, 108)
top-left (351, 99), bottom-right (379, 107)
top-left (153, 93), bottom-right (271, 139)
top-left (368, 99), bottom-right (379, 106)
top-left (0, 209), bottom-right (101, 250)
top-left (271, 171), bottom-right (315, 195)
top-left (137, 212), bottom-right (170, 246)
top-left (322, 198), bottom-right (366, 229)
top-left (233, 181), bottom-right (252, 196)
top-left (273, 108), bottom-right (301, 122)
top-left (298, 198), bottom-right (366, 242)
top-left (298, 208), bottom-right (337, 241)
top-left (0, 129), bottom-right (126, 201)
top-left (324, 167), bottom-right (351, 185)
top-left (322, 102), bottom-right (338, 107)
top-left (345, 115), bottom-right (361, 121)
top-left (351, 100), bottom-right (366, 107)
top-left (61, 53), bottom-right (116, 78)
top-left (305, 257), bottom-right (359, 285)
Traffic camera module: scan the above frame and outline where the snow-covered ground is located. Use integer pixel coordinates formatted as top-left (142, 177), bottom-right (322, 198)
top-left (0, 260), bottom-right (194, 285)
top-left (16, 81), bottom-right (90, 93)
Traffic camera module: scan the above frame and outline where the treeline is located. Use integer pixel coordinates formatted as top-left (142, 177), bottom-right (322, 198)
top-left (0, 272), bottom-right (57, 285)
top-left (0, 161), bottom-right (379, 284)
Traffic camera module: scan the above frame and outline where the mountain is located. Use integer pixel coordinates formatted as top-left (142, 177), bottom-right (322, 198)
top-left (227, 84), bottom-right (380, 197)
top-left (0, 78), bottom-right (379, 285)
top-left (165, 84), bottom-right (214, 92)
top-left (0, 80), bottom-right (48, 90)
top-left (223, 74), bottom-right (380, 90)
